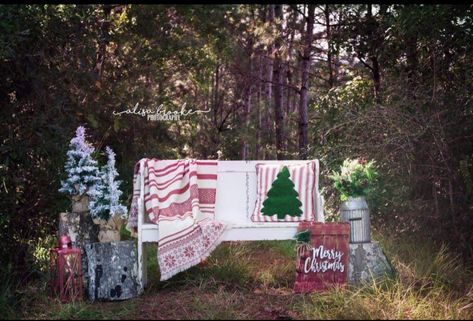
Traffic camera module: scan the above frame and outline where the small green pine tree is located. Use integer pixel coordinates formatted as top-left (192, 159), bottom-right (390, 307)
top-left (261, 166), bottom-right (303, 220)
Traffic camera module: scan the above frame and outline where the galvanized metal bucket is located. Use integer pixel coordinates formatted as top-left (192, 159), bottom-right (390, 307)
top-left (341, 196), bottom-right (371, 243)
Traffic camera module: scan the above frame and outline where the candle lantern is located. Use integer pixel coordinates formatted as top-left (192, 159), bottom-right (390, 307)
top-left (49, 235), bottom-right (84, 303)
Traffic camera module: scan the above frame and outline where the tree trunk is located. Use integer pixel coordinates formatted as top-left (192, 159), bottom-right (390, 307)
top-left (263, 4), bottom-right (275, 159)
top-left (94, 4), bottom-right (113, 84)
top-left (371, 55), bottom-right (381, 103)
top-left (325, 5), bottom-right (335, 88)
top-left (298, 5), bottom-right (315, 160)
top-left (242, 48), bottom-right (253, 160)
top-left (406, 34), bottom-right (418, 99)
top-left (285, 8), bottom-right (297, 157)
top-left (213, 64), bottom-right (219, 127)
top-left (367, 4), bottom-right (381, 103)
top-left (256, 54), bottom-right (263, 159)
top-left (273, 5), bottom-right (285, 160)
top-left (211, 63), bottom-right (221, 156)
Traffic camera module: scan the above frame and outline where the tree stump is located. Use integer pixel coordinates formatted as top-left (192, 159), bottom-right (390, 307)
top-left (58, 211), bottom-right (99, 296)
top-left (85, 241), bottom-right (139, 301)
top-left (348, 241), bottom-right (395, 285)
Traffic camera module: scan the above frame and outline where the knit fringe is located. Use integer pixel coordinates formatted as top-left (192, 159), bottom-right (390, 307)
top-left (159, 223), bottom-right (227, 281)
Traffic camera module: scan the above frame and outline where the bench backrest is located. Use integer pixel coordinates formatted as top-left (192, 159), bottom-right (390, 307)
top-left (140, 159), bottom-right (323, 225)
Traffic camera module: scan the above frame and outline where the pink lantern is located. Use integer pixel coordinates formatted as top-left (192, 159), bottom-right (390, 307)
top-left (49, 235), bottom-right (84, 303)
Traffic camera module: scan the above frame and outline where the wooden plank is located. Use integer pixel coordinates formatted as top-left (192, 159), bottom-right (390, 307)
top-left (294, 222), bottom-right (350, 293)
top-left (222, 226), bottom-right (299, 241)
top-left (139, 224), bottom-right (301, 243)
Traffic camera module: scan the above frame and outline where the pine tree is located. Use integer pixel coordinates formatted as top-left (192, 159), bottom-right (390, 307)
top-left (59, 126), bottom-right (100, 196)
top-left (261, 166), bottom-right (303, 219)
top-left (88, 146), bottom-right (128, 221)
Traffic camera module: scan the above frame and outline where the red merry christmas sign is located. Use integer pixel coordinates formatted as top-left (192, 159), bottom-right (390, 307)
top-left (293, 222), bottom-right (350, 293)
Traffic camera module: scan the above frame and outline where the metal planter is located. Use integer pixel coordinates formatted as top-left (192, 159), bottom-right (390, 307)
top-left (341, 196), bottom-right (371, 243)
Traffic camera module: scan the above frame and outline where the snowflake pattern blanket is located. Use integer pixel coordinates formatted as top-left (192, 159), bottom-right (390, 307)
top-left (126, 159), bottom-right (226, 281)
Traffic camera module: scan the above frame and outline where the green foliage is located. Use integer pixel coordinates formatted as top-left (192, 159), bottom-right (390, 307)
top-left (246, 240), bottom-right (296, 259)
top-left (0, 266), bottom-right (21, 319)
top-left (294, 229), bottom-right (311, 245)
top-left (330, 158), bottom-right (379, 201)
top-left (28, 235), bottom-right (57, 273)
top-left (261, 166), bottom-right (303, 219)
top-left (314, 76), bottom-right (375, 113)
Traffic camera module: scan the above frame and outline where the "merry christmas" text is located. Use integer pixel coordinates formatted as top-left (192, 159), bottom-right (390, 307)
top-left (303, 245), bottom-right (345, 273)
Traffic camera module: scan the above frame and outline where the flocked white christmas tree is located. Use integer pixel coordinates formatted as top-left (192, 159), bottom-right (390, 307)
top-left (88, 146), bottom-right (128, 221)
top-left (59, 126), bottom-right (100, 196)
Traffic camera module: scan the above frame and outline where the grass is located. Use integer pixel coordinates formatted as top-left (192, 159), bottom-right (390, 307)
top-left (5, 229), bottom-right (473, 320)
top-left (297, 277), bottom-right (472, 320)
top-left (0, 265), bottom-right (22, 319)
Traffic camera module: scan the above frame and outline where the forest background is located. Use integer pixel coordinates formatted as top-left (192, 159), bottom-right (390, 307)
top-left (1, 4), bottom-right (473, 286)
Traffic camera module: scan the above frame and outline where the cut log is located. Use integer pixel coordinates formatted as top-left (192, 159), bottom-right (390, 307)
top-left (59, 212), bottom-right (99, 247)
top-left (348, 241), bottom-right (395, 285)
top-left (58, 211), bottom-right (99, 295)
top-left (85, 241), bottom-right (139, 301)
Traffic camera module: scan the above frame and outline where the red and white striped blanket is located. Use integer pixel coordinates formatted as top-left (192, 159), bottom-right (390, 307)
top-left (126, 159), bottom-right (226, 281)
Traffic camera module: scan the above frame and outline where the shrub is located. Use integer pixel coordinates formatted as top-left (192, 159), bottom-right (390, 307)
top-left (330, 158), bottom-right (379, 201)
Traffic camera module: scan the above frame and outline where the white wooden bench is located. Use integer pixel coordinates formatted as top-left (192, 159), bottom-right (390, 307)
top-left (135, 160), bottom-right (325, 292)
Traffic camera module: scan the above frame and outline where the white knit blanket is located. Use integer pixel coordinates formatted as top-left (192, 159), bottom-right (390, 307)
top-left (126, 159), bottom-right (226, 281)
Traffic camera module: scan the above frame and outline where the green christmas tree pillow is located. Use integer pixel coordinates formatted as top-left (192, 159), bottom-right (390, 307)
top-left (251, 162), bottom-right (317, 222)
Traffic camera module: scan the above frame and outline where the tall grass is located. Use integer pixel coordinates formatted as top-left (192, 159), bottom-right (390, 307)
top-left (156, 242), bottom-right (254, 291)
top-left (299, 278), bottom-right (472, 319)
top-left (298, 232), bottom-right (473, 320)
top-left (0, 265), bottom-right (22, 319)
